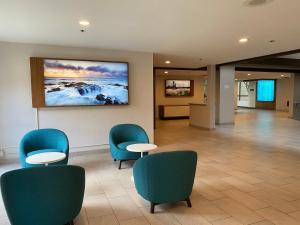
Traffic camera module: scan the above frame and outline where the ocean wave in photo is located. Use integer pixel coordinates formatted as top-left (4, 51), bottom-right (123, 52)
top-left (44, 77), bottom-right (128, 106)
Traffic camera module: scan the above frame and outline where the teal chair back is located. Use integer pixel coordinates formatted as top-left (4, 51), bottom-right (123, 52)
top-left (1, 165), bottom-right (85, 225)
top-left (133, 151), bottom-right (197, 204)
top-left (20, 128), bottom-right (69, 167)
top-left (110, 124), bottom-right (149, 144)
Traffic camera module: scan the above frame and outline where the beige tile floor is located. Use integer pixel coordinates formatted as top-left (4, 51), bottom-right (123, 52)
top-left (0, 109), bottom-right (300, 225)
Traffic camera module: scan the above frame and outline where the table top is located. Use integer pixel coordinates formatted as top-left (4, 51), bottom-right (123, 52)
top-left (127, 143), bottom-right (157, 153)
top-left (25, 152), bottom-right (66, 165)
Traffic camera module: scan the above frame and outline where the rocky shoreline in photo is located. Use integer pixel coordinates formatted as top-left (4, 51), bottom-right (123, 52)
top-left (45, 81), bottom-right (128, 105)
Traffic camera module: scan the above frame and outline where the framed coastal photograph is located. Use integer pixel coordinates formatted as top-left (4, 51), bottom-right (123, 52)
top-left (165, 80), bottom-right (194, 97)
top-left (43, 59), bottom-right (129, 106)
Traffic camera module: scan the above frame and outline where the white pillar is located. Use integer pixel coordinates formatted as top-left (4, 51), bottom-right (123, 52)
top-left (216, 65), bottom-right (235, 124)
top-left (207, 65), bottom-right (216, 129)
top-left (288, 74), bottom-right (294, 118)
top-left (292, 73), bottom-right (300, 120)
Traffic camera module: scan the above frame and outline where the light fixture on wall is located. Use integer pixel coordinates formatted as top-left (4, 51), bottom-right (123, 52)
top-left (239, 38), bottom-right (249, 43)
top-left (164, 71), bottom-right (169, 74)
top-left (248, 73), bottom-right (251, 76)
top-left (281, 74), bottom-right (285, 77)
top-left (165, 60), bottom-right (171, 64)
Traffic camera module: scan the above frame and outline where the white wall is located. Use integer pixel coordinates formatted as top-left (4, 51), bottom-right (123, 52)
top-left (155, 75), bottom-right (205, 118)
top-left (276, 78), bottom-right (292, 112)
top-left (0, 42), bottom-right (154, 156)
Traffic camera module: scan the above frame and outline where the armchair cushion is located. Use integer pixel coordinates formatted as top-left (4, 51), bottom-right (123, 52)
top-left (27, 149), bottom-right (62, 157)
top-left (117, 141), bottom-right (142, 150)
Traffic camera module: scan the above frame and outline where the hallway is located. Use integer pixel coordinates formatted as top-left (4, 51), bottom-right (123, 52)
top-left (156, 109), bottom-right (300, 154)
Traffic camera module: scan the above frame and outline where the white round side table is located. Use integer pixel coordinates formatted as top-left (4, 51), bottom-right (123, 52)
top-left (25, 152), bottom-right (66, 166)
top-left (127, 143), bottom-right (158, 182)
top-left (127, 143), bottom-right (158, 157)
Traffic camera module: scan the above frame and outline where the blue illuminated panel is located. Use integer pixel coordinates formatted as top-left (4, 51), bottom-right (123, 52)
top-left (257, 80), bottom-right (275, 102)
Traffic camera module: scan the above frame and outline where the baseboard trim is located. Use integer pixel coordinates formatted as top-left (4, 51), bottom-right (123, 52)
top-left (189, 124), bottom-right (215, 130)
top-left (216, 122), bottom-right (235, 125)
top-left (0, 144), bottom-right (109, 160)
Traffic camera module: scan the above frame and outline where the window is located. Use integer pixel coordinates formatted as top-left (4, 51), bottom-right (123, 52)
top-left (256, 80), bottom-right (275, 102)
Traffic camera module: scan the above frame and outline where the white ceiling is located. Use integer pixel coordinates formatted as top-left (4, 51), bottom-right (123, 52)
top-left (155, 69), bottom-right (207, 77)
top-left (235, 71), bottom-right (291, 80)
top-left (0, 0), bottom-right (300, 68)
top-left (279, 53), bottom-right (300, 59)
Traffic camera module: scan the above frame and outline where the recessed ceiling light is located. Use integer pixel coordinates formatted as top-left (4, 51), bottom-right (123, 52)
top-left (79, 20), bottom-right (90, 26)
top-left (281, 74), bottom-right (285, 77)
top-left (248, 73), bottom-right (251, 76)
top-left (243, 0), bottom-right (274, 7)
top-left (239, 38), bottom-right (249, 43)
top-left (165, 60), bottom-right (171, 64)
top-left (164, 71), bottom-right (169, 74)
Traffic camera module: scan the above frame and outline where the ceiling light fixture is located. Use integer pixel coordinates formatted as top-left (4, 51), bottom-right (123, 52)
top-left (79, 20), bottom-right (90, 26)
top-left (239, 38), bottom-right (249, 43)
top-left (281, 74), bottom-right (285, 77)
top-left (164, 71), bottom-right (169, 74)
top-left (248, 73), bottom-right (251, 76)
top-left (165, 60), bottom-right (171, 64)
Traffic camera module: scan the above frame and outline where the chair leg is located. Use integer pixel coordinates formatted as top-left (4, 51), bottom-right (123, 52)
top-left (64, 221), bottom-right (74, 225)
top-left (118, 160), bottom-right (123, 169)
top-left (150, 202), bottom-right (156, 214)
top-left (186, 197), bottom-right (192, 207)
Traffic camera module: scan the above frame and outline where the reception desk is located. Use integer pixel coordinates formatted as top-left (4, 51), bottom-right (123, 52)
top-left (189, 103), bottom-right (214, 129)
top-left (159, 105), bottom-right (190, 120)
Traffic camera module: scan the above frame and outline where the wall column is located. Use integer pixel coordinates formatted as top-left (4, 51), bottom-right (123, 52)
top-left (189, 65), bottom-right (216, 129)
top-left (216, 65), bottom-right (235, 124)
top-left (292, 73), bottom-right (300, 120)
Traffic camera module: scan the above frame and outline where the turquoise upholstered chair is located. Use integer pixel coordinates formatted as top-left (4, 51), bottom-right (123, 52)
top-left (133, 151), bottom-right (197, 213)
top-left (20, 128), bottom-right (69, 168)
top-left (1, 165), bottom-right (85, 225)
top-left (109, 124), bottom-right (149, 169)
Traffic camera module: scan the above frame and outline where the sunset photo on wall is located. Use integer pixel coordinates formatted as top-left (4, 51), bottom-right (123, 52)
top-left (43, 59), bottom-right (129, 106)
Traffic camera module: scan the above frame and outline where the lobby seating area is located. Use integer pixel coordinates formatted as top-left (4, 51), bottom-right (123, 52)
top-left (0, 111), bottom-right (299, 225)
top-left (0, 1), bottom-right (300, 225)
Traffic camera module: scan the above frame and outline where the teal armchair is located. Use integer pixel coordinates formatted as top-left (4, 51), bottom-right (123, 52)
top-left (1, 165), bottom-right (85, 225)
top-left (133, 151), bottom-right (197, 213)
top-left (20, 128), bottom-right (69, 168)
top-left (109, 124), bottom-right (149, 169)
